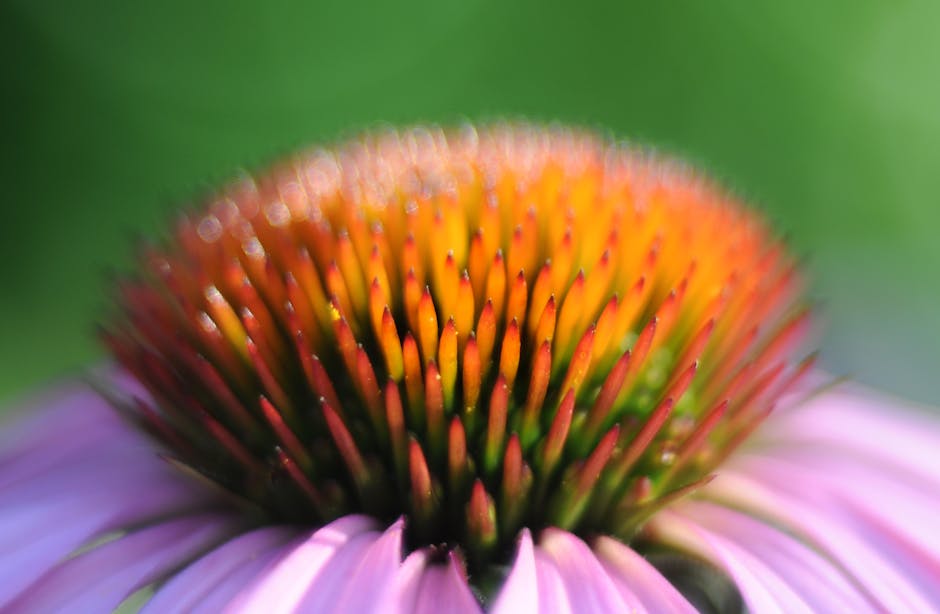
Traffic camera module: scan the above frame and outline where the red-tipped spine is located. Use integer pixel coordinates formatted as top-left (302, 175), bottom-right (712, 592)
top-left (484, 376), bottom-right (510, 477)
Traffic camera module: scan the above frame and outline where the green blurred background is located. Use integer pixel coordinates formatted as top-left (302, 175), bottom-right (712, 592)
top-left (1, 1), bottom-right (938, 406)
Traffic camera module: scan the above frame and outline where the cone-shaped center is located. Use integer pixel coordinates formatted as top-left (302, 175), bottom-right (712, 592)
top-left (104, 125), bottom-right (810, 572)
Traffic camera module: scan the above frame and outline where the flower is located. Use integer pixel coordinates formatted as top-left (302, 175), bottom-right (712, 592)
top-left (2, 124), bottom-right (939, 613)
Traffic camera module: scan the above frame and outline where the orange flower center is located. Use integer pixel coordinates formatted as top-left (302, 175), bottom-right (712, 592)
top-left (104, 125), bottom-right (811, 572)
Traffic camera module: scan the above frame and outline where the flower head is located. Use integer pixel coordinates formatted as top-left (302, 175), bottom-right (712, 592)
top-left (2, 125), bottom-right (939, 612)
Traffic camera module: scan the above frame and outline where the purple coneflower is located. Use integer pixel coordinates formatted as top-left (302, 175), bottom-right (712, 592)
top-left (2, 125), bottom-right (938, 613)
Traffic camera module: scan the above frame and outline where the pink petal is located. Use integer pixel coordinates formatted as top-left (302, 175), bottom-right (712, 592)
top-left (0, 386), bottom-right (210, 608)
top-left (0, 381), bottom-right (151, 491)
top-left (708, 385), bottom-right (940, 610)
top-left (0, 474), bottom-right (199, 609)
top-left (725, 454), bottom-right (940, 606)
top-left (142, 526), bottom-right (298, 613)
top-left (701, 470), bottom-right (937, 612)
top-left (532, 551), bottom-right (573, 614)
top-left (6, 513), bottom-right (241, 613)
top-left (374, 549), bottom-right (431, 614)
top-left (651, 510), bottom-right (812, 613)
top-left (0, 370), bottom-right (155, 471)
top-left (753, 386), bottom-right (940, 484)
top-left (187, 538), bottom-right (306, 614)
top-left (292, 529), bottom-right (390, 611)
top-left (332, 519), bottom-right (407, 613)
top-left (539, 528), bottom-right (630, 613)
top-left (593, 536), bottom-right (697, 614)
top-left (0, 382), bottom-right (116, 456)
top-left (490, 529), bottom-right (538, 614)
top-left (677, 501), bottom-right (874, 612)
top-left (738, 445), bottom-right (940, 560)
top-left (0, 412), bottom-right (127, 490)
top-left (412, 552), bottom-right (481, 614)
top-left (227, 515), bottom-right (378, 612)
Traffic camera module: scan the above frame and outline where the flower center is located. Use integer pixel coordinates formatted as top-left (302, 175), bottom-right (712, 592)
top-left (103, 125), bottom-right (810, 573)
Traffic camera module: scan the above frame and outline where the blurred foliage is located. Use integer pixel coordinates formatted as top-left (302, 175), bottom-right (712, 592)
top-left (1, 1), bottom-right (938, 405)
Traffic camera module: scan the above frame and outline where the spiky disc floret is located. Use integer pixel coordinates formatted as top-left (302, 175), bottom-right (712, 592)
top-left (104, 124), bottom-right (811, 572)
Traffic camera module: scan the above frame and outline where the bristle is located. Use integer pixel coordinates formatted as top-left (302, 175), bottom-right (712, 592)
top-left (402, 334), bottom-right (423, 426)
top-left (384, 380), bottom-right (409, 487)
top-left (542, 389), bottom-right (576, 477)
top-left (581, 349), bottom-right (632, 448)
top-left (498, 319), bottom-right (521, 387)
top-left (555, 424), bottom-right (621, 530)
top-left (461, 336), bottom-right (482, 432)
top-left (555, 270), bottom-right (585, 357)
top-left (455, 272), bottom-right (475, 347)
top-left (105, 124), bottom-right (810, 572)
top-left (259, 395), bottom-right (310, 469)
top-left (424, 361), bottom-right (446, 466)
top-left (439, 319), bottom-right (459, 411)
top-left (520, 341), bottom-right (552, 447)
top-left (321, 399), bottom-right (371, 496)
top-left (475, 300), bottom-right (497, 372)
top-left (484, 376), bottom-right (510, 478)
top-left (379, 307), bottom-right (404, 381)
top-left (558, 324), bottom-right (596, 398)
top-left (506, 270), bottom-right (528, 326)
top-left (501, 434), bottom-right (523, 509)
top-left (466, 480), bottom-right (497, 558)
top-left (448, 416), bottom-right (469, 496)
top-left (409, 437), bottom-right (439, 541)
top-left (355, 346), bottom-right (386, 443)
top-left (606, 397), bottom-right (677, 489)
top-left (661, 399), bottom-right (728, 485)
top-left (485, 251), bottom-right (507, 322)
top-left (527, 264), bottom-right (552, 337)
top-left (245, 337), bottom-right (293, 422)
top-left (276, 448), bottom-right (327, 517)
top-left (418, 288), bottom-right (439, 366)
top-left (533, 295), bottom-right (557, 347)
